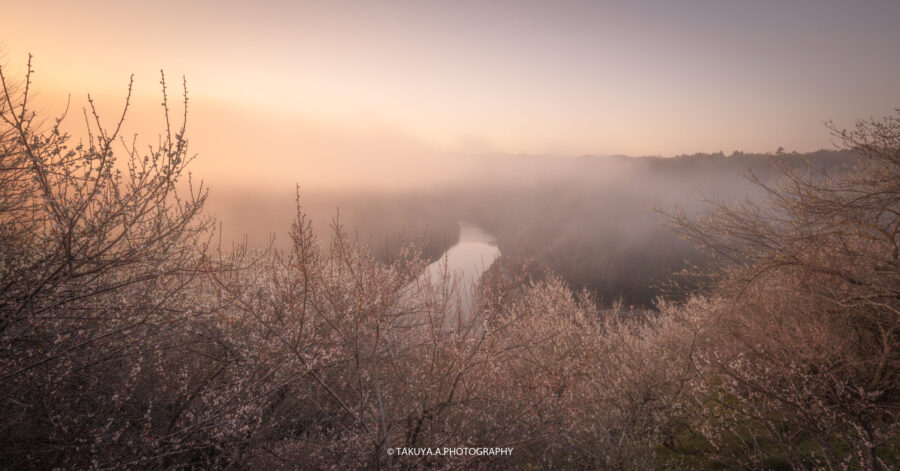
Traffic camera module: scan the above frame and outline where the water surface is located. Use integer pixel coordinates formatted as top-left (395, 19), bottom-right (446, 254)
top-left (421, 222), bottom-right (500, 315)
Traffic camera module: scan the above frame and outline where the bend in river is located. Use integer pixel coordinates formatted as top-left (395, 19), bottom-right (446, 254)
top-left (421, 222), bottom-right (501, 316)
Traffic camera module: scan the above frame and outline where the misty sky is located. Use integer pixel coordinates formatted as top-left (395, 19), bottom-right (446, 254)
top-left (5, 0), bottom-right (900, 189)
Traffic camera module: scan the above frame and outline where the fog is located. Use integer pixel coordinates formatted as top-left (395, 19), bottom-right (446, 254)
top-left (204, 148), bottom-right (857, 307)
top-left (33, 87), bottom-right (853, 304)
top-left (20, 77), bottom-right (860, 306)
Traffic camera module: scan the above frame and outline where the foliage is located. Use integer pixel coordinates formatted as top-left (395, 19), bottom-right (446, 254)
top-left (2, 56), bottom-right (898, 470)
top-left (668, 110), bottom-right (900, 470)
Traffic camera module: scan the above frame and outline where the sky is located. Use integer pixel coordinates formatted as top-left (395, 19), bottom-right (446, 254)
top-left (4, 0), bottom-right (900, 190)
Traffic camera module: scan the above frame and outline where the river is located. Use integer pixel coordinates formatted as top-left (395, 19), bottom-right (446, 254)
top-left (420, 222), bottom-right (501, 315)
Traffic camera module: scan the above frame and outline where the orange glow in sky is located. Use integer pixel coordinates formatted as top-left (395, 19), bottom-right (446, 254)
top-left (5, 0), bottom-right (900, 190)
